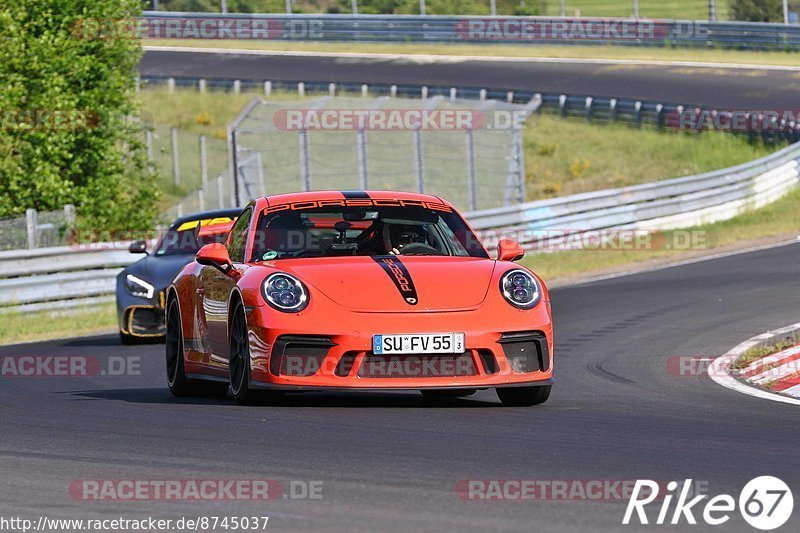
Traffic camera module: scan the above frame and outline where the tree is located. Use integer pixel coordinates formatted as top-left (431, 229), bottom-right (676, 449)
top-left (0, 0), bottom-right (160, 232)
top-left (729, 0), bottom-right (783, 22)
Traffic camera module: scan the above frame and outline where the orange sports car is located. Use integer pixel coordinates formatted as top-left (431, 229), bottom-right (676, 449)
top-left (165, 191), bottom-right (553, 406)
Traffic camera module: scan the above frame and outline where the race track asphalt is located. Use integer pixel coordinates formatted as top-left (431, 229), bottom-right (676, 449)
top-left (2, 241), bottom-right (799, 531)
top-left (140, 49), bottom-right (800, 109)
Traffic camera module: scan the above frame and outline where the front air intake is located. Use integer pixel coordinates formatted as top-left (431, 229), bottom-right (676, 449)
top-left (498, 331), bottom-right (549, 373)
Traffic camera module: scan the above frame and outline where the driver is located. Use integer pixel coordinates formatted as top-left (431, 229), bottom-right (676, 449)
top-left (384, 223), bottom-right (427, 255)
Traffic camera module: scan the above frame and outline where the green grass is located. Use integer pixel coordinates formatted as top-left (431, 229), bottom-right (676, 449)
top-left (522, 186), bottom-right (800, 281)
top-left (733, 338), bottom-right (799, 370)
top-left (0, 304), bottom-right (117, 345)
top-left (140, 88), bottom-right (781, 206)
top-left (523, 115), bottom-right (776, 199)
top-left (146, 39), bottom-right (800, 67)
top-left (554, 0), bottom-right (725, 19)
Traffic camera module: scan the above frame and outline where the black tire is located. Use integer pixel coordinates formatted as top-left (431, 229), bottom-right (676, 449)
top-left (229, 300), bottom-right (283, 406)
top-left (496, 385), bottom-right (551, 406)
top-left (165, 298), bottom-right (194, 397)
top-left (421, 389), bottom-right (477, 398)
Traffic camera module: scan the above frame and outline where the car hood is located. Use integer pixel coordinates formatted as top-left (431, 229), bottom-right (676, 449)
top-left (279, 256), bottom-right (497, 312)
top-left (122, 253), bottom-right (197, 294)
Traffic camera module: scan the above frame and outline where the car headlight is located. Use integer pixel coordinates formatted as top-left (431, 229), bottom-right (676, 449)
top-left (261, 273), bottom-right (308, 312)
top-left (125, 274), bottom-right (154, 299)
top-left (500, 269), bottom-right (541, 309)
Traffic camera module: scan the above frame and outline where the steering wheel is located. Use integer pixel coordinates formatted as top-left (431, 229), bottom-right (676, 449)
top-left (396, 242), bottom-right (440, 255)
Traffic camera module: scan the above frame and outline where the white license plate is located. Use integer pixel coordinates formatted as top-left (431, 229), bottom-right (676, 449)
top-left (373, 333), bottom-right (465, 355)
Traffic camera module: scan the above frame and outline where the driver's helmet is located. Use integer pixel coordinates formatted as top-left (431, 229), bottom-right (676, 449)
top-left (385, 223), bottom-right (426, 252)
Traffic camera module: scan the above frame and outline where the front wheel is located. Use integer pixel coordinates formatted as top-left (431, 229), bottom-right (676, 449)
top-left (496, 385), bottom-right (551, 406)
top-left (229, 301), bottom-right (283, 406)
top-left (166, 298), bottom-right (194, 397)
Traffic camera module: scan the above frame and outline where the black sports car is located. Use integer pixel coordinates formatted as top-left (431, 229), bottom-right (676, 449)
top-left (116, 209), bottom-right (240, 344)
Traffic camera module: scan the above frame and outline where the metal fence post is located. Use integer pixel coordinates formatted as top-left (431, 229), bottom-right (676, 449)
top-left (559, 94), bottom-right (567, 118)
top-left (298, 82), bottom-right (305, 97)
top-left (233, 80), bottom-right (241, 94)
top-left (26, 209), bottom-right (37, 249)
top-left (490, 0), bottom-right (497, 16)
top-left (420, 0), bottom-right (426, 15)
top-left (299, 128), bottom-right (311, 191)
top-left (227, 126), bottom-right (240, 207)
top-left (329, 82), bottom-right (336, 96)
top-left (200, 135), bottom-right (208, 187)
top-left (585, 96), bottom-right (593, 122)
top-left (465, 128), bottom-right (477, 211)
top-left (217, 175), bottom-right (225, 209)
top-left (171, 127), bottom-right (181, 185)
top-left (357, 128), bottom-right (368, 189)
top-left (413, 126), bottom-right (424, 193)
top-left (361, 84), bottom-right (369, 97)
top-left (610, 99), bottom-right (618, 123)
top-left (145, 130), bottom-right (154, 163)
top-left (634, 101), bottom-right (643, 128)
top-left (352, 0), bottom-right (358, 15)
top-left (167, 77), bottom-right (175, 93)
top-left (199, 78), bottom-right (206, 93)
top-left (286, 0), bottom-right (291, 14)
top-left (64, 204), bottom-right (76, 235)
top-left (515, 127), bottom-right (526, 203)
top-left (198, 188), bottom-right (206, 212)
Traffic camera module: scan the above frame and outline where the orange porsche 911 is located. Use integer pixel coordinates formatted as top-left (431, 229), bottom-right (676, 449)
top-left (165, 191), bottom-right (553, 406)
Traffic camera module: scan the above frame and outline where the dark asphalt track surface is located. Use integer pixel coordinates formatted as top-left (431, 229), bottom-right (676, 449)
top-left (140, 49), bottom-right (800, 109)
top-left (2, 242), bottom-right (799, 531)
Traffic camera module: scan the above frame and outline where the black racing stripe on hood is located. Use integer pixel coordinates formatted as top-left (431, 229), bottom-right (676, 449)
top-left (340, 190), bottom-right (371, 199)
top-left (371, 256), bottom-right (418, 306)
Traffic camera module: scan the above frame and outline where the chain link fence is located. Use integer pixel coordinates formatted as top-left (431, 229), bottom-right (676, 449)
top-left (226, 95), bottom-right (538, 211)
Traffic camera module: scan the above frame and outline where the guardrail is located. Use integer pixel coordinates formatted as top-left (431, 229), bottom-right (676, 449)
top-left (0, 245), bottom-right (137, 313)
top-left (2, 139), bottom-right (798, 313)
top-left (466, 140), bottom-right (800, 249)
top-left (138, 12), bottom-right (800, 50)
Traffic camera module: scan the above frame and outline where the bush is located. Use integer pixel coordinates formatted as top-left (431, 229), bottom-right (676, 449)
top-left (0, 0), bottom-right (160, 232)
top-left (729, 0), bottom-right (783, 22)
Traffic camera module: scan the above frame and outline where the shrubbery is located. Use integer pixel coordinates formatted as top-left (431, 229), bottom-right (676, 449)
top-left (729, 0), bottom-right (784, 22)
top-left (0, 0), bottom-right (159, 231)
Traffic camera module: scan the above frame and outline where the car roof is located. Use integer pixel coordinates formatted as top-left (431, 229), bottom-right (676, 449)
top-left (262, 190), bottom-right (446, 205)
top-left (169, 208), bottom-right (242, 229)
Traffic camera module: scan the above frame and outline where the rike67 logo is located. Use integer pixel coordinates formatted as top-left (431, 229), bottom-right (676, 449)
top-left (623, 477), bottom-right (793, 530)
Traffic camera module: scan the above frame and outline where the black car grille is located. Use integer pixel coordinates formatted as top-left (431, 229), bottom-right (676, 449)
top-left (270, 335), bottom-right (336, 377)
top-left (498, 331), bottom-right (549, 373)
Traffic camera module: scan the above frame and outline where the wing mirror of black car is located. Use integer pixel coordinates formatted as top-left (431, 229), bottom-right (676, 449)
top-left (128, 240), bottom-right (148, 254)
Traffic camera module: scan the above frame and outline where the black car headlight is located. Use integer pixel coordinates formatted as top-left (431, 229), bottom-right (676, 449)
top-left (125, 274), bottom-right (154, 299)
top-left (262, 273), bottom-right (308, 313)
top-left (500, 269), bottom-right (541, 309)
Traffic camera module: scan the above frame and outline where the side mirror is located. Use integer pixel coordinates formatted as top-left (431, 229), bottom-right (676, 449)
top-left (196, 243), bottom-right (236, 276)
top-left (128, 240), bottom-right (148, 254)
top-left (497, 239), bottom-right (525, 262)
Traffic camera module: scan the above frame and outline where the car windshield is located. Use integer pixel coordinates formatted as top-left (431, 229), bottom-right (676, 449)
top-left (251, 205), bottom-right (488, 260)
top-left (155, 227), bottom-right (228, 256)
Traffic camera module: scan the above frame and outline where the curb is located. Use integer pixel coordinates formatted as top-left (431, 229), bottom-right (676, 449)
top-left (709, 322), bottom-right (800, 406)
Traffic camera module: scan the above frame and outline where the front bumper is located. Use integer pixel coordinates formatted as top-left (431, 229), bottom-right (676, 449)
top-left (116, 290), bottom-right (166, 338)
top-left (244, 303), bottom-right (553, 390)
